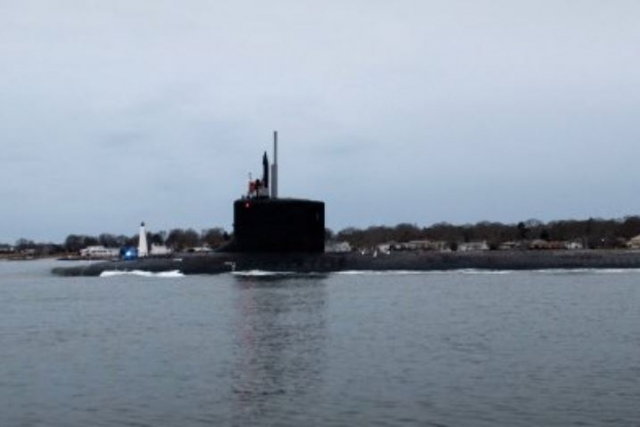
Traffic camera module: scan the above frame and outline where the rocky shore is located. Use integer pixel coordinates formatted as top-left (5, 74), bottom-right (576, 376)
top-left (51, 250), bottom-right (640, 277)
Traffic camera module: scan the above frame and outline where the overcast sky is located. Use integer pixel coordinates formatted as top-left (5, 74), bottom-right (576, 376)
top-left (1, 1), bottom-right (639, 243)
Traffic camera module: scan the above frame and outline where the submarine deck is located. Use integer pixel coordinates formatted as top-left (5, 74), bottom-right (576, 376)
top-left (51, 250), bottom-right (640, 277)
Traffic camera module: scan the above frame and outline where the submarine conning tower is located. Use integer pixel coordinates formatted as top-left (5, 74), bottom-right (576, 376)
top-left (230, 131), bottom-right (325, 254)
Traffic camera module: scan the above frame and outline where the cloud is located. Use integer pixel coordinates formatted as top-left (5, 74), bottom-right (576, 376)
top-left (1, 1), bottom-right (639, 242)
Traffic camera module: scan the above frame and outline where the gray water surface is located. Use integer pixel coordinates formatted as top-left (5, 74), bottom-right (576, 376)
top-left (1, 260), bottom-right (639, 426)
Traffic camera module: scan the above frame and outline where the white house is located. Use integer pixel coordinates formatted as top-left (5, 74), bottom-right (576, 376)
top-left (391, 240), bottom-right (448, 251)
top-left (628, 235), bottom-right (640, 249)
top-left (80, 246), bottom-right (119, 259)
top-left (458, 241), bottom-right (489, 252)
top-left (325, 241), bottom-right (352, 253)
top-left (150, 244), bottom-right (172, 256)
top-left (566, 241), bottom-right (584, 250)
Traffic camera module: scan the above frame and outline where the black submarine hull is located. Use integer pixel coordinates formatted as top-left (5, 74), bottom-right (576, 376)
top-left (51, 250), bottom-right (640, 277)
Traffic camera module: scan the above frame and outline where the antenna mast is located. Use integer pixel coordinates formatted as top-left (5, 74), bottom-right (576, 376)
top-left (271, 130), bottom-right (278, 199)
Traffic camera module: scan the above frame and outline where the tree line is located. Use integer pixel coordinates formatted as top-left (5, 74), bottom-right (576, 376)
top-left (1, 227), bottom-right (229, 256)
top-left (329, 216), bottom-right (640, 250)
top-left (3, 216), bottom-right (640, 256)
top-left (62, 227), bottom-right (230, 253)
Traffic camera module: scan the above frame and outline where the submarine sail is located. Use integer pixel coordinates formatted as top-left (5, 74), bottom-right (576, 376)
top-left (230, 132), bottom-right (325, 253)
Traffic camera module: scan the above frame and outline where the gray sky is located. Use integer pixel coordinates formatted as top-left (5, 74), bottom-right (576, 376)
top-left (1, 1), bottom-right (639, 243)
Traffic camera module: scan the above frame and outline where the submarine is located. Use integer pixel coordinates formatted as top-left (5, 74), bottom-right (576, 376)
top-left (53, 131), bottom-right (338, 277)
top-left (52, 132), bottom-right (640, 277)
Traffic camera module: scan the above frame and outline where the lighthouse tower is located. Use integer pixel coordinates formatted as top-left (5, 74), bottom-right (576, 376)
top-left (138, 222), bottom-right (149, 257)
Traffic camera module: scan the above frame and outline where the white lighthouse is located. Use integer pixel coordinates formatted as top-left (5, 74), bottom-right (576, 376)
top-left (138, 222), bottom-right (149, 257)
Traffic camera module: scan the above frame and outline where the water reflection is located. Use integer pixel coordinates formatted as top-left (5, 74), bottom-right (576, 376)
top-left (230, 276), bottom-right (328, 424)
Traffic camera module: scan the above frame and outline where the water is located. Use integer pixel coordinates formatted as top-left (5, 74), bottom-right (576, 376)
top-left (1, 260), bottom-right (639, 426)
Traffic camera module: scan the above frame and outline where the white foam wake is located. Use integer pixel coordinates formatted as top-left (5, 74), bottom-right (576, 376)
top-left (232, 270), bottom-right (298, 277)
top-left (336, 270), bottom-right (426, 276)
top-left (99, 270), bottom-right (184, 278)
top-left (335, 270), bottom-right (514, 276)
top-left (532, 268), bottom-right (640, 275)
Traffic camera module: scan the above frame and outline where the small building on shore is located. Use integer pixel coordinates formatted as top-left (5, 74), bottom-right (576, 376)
top-left (458, 241), bottom-right (489, 252)
top-left (80, 245), bottom-right (119, 259)
top-left (566, 240), bottom-right (584, 250)
top-left (0, 244), bottom-right (15, 254)
top-left (627, 235), bottom-right (640, 250)
top-left (150, 244), bottom-right (172, 256)
top-left (326, 241), bottom-right (352, 253)
top-left (529, 240), bottom-right (577, 250)
top-left (389, 240), bottom-right (448, 252)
